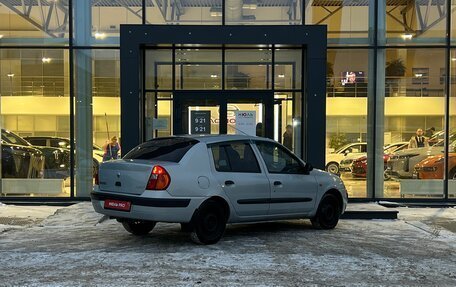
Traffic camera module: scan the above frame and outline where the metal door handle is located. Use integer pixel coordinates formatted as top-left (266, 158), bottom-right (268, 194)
top-left (225, 180), bottom-right (235, 186)
top-left (273, 181), bottom-right (282, 186)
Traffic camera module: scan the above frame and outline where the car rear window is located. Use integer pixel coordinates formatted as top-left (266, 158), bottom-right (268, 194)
top-left (123, 137), bottom-right (198, 162)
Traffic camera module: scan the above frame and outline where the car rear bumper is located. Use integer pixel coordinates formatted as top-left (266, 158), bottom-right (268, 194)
top-left (91, 191), bottom-right (205, 223)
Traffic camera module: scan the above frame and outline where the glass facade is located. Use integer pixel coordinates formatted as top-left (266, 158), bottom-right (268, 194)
top-left (0, 1), bottom-right (454, 201)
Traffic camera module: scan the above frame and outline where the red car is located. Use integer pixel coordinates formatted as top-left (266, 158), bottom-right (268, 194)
top-left (351, 142), bottom-right (408, 178)
top-left (414, 153), bottom-right (456, 179)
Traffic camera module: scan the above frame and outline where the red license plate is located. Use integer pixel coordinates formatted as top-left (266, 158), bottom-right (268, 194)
top-left (104, 199), bottom-right (131, 211)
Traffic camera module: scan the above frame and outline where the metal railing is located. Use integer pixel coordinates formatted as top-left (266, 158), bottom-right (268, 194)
top-left (0, 76), bottom-right (120, 97)
top-left (326, 76), bottom-right (446, 98)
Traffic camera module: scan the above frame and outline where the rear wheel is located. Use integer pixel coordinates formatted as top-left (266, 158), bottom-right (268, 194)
top-left (121, 220), bottom-right (156, 235)
top-left (311, 193), bottom-right (341, 229)
top-left (190, 200), bottom-right (227, 245)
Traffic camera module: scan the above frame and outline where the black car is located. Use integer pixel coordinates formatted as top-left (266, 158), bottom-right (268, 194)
top-left (24, 136), bottom-right (102, 176)
top-left (1, 130), bottom-right (44, 178)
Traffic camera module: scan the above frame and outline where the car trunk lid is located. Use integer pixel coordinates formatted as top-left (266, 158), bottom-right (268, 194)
top-left (98, 159), bottom-right (174, 195)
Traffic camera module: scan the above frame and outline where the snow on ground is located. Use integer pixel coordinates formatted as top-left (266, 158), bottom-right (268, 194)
top-left (0, 202), bottom-right (455, 286)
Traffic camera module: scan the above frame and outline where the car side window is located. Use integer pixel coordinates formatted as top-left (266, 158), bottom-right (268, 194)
top-left (211, 142), bottom-right (261, 173)
top-left (30, 139), bottom-right (47, 146)
top-left (255, 141), bottom-right (303, 174)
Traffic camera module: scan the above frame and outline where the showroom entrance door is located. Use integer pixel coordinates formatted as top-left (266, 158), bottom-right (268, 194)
top-left (173, 91), bottom-right (274, 139)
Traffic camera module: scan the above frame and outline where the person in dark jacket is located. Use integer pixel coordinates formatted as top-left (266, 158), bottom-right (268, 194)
top-left (283, 125), bottom-right (293, 151)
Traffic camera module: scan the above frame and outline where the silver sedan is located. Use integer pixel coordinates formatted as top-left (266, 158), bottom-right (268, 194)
top-left (91, 135), bottom-right (348, 244)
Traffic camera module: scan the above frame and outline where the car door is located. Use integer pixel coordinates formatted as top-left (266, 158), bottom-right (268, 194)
top-left (254, 140), bottom-right (318, 215)
top-left (209, 141), bottom-right (271, 217)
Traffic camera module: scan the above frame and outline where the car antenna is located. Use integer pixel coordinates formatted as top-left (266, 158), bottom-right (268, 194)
top-left (226, 123), bottom-right (250, 136)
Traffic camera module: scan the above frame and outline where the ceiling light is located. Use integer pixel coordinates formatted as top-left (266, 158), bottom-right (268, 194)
top-left (94, 32), bottom-right (106, 39)
top-left (42, 57), bottom-right (52, 63)
top-left (278, 74), bottom-right (285, 78)
top-left (401, 33), bottom-right (413, 40)
top-left (452, 58), bottom-right (456, 61)
top-left (415, 73), bottom-right (423, 78)
top-left (7, 73), bottom-right (14, 78)
top-left (210, 74), bottom-right (218, 78)
top-left (0, 35), bottom-right (3, 39)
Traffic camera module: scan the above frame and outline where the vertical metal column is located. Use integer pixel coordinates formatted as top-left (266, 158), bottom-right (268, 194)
top-left (74, 0), bottom-right (93, 197)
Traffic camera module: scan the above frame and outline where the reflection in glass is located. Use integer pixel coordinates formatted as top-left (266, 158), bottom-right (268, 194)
top-left (0, 49), bottom-right (70, 197)
top-left (326, 49), bottom-right (369, 198)
top-left (225, 49), bottom-right (272, 90)
top-left (383, 49), bottom-right (445, 198)
top-left (175, 49), bottom-right (222, 90)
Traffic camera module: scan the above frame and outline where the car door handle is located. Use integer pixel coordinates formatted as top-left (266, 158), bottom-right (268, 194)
top-left (225, 180), bottom-right (235, 186)
top-left (273, 181), bottom-right (282, 186)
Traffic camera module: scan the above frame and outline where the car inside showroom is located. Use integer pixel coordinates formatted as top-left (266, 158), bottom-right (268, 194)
top-left (0, 0), bottom-right (455, 202)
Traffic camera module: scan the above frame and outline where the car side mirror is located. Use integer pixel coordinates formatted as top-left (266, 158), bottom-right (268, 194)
top-left (303, 163), bottom-right (313, 174)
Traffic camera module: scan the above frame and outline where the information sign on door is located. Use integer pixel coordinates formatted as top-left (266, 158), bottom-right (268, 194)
top-left (190, 111), bottom-right (211, 134)
top-left (235, 111), bottom-right (256, 136)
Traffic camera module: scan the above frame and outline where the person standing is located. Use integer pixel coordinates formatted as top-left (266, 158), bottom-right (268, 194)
top-left (408, 129), bottom-right (429, 149)
top-left (283, 125), bottom-right (293, 151)
top-left (102, 136), bottom-right (121, 161)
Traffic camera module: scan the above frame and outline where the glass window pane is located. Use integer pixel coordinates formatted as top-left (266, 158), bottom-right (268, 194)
top-left (175, 49), bottom-right (222, 90)
top-left (274, 92), bottom-right (302, 157)
top-left (74, 49), bottom-right (120, 197)
top-left (306, 0), bottom-right (371, 45)
top-left (73, 1), bottom-right (141, 46)
top-left (448, 49), bottom-right (456, 196)
top-left (256, 141), bottom-right (302, 174)
top-left (146, 0), bottom-right (222, 25)
top-left (225, 1), bottom-right (302, 25)
top-left (225, 49), bottom-right (272, 90)
top-left (383, 49), bottom-right (445, 198)
top-left (385, 0), bottom-right (447, 45)
top-left (0, 49), bottom-right (70, 197)
top-left (146, 50), bottom-right (173, 90)
top-left (211, 143), bottom-right (261, 173)
top-left (275, 49), bottom-right (302, 90)
top-left (326, 49), bottom-right (369, 198)
top-left (0, 2), bottom-right (69, 46)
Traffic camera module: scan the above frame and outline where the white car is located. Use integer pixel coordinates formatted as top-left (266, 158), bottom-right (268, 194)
top-left (326, 142), bottom-right (367, 174)
top-left (91, 135), bottom-right (348, 244)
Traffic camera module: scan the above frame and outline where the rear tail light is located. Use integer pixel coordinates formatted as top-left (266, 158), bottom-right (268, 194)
top-left (146, 165), bottom-right (171, 190)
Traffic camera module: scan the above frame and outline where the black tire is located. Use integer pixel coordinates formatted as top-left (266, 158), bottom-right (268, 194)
top-left (311, 193), bottom-right (341, 230)
top-left (121, 220), bottom-right (156, 235)
top-left (450, 168), bottom-right (456, 180)
top-left (180, 223), bottom-right (193, 232)
top-left (190, 200), bottom-right (227, 245)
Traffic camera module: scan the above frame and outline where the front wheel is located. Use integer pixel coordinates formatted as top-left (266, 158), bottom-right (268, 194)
top-left (190, 200), bottom-right (227, 245)
top-left (326, 162), bottom-right (339, 175)
top-left (121, 220), bottom-right (156, 235)
top-left (311, 194), bottom-right (341, 229)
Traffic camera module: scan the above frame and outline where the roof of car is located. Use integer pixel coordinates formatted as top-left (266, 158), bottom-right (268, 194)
top-left (175, 134), bottom-right (275, 144)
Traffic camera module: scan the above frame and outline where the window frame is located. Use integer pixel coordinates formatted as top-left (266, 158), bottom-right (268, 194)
top-left (208, 140), bottom-right (262, 174)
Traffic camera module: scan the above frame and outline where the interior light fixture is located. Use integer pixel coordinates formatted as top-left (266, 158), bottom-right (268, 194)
top-left (210, 7), bottom-right (222, 17)
top-left (278, 74), bottom-right (285, 78)
top-left (210, 74), bottom-right (218, 78)
top-left (0, 35), bottom-right (3, 39)
top-left (7, 73), bottom-right (14, 77)
top-left (243, 0), bottom-right (258, 9)
top-left (42, 57), bottom-right (52, 63)
top-left (401, 33), bottom-right (413, 40)
top-left (415, 73), bottom-right (423, 78)
top-left (94, 32), bottom-right (106, 39)
top-left (452, 58), bottom-right (456, 61)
